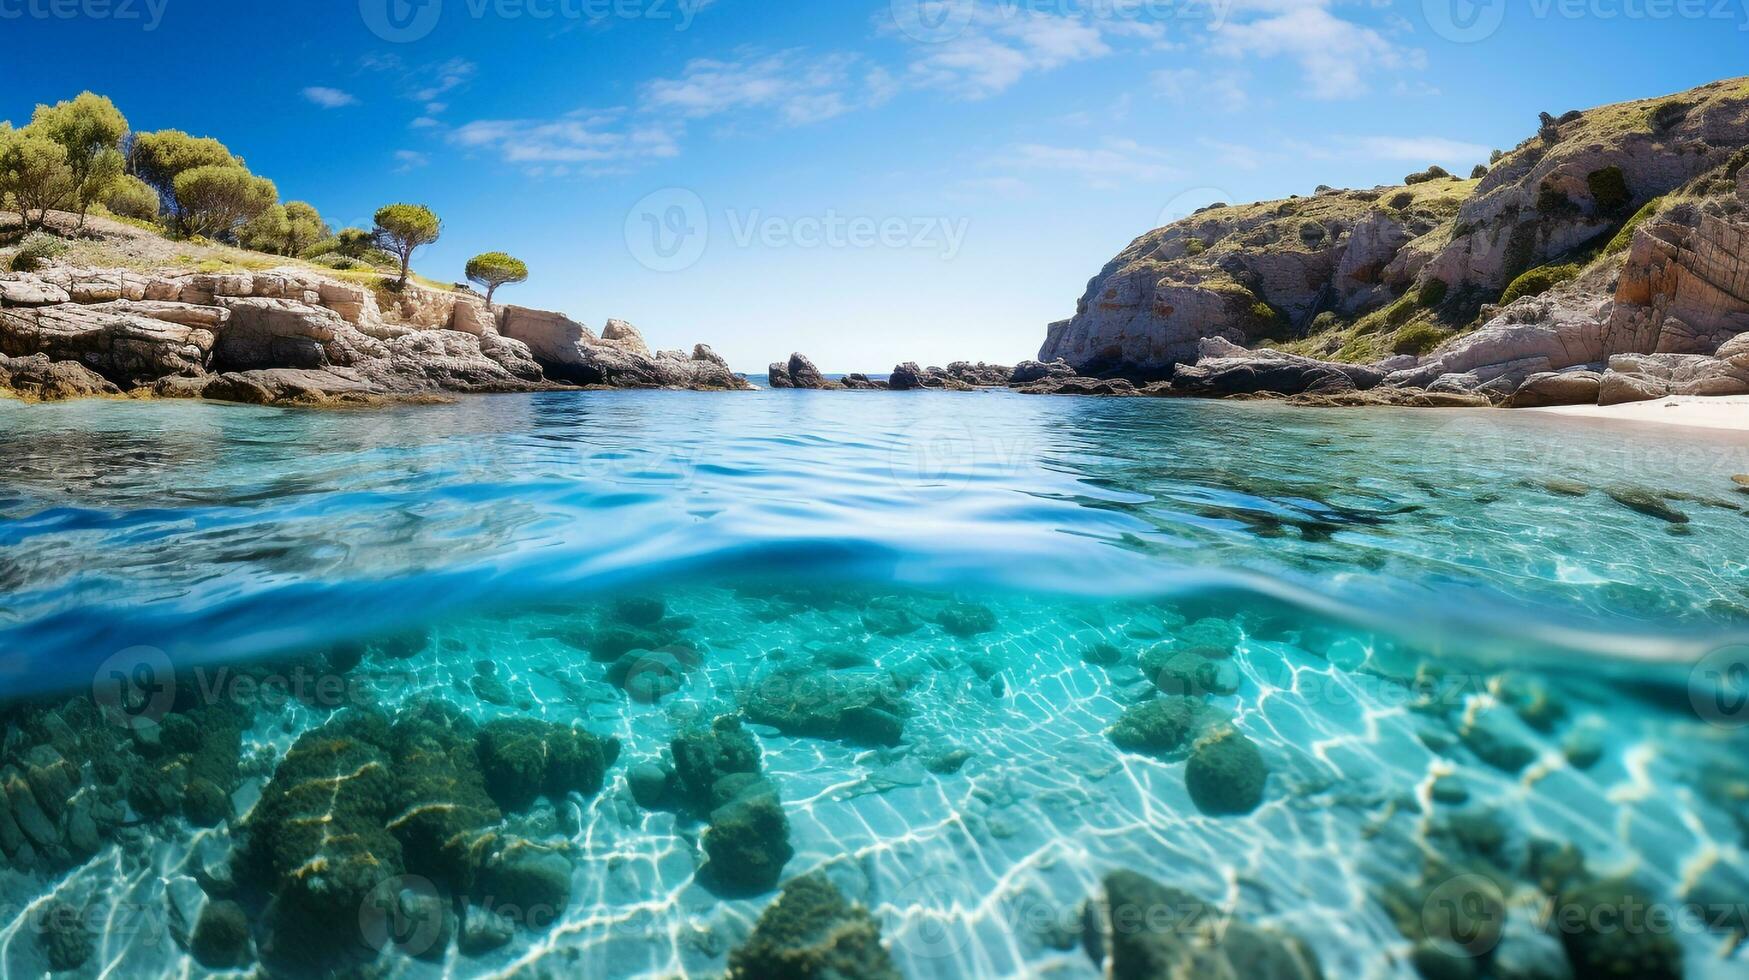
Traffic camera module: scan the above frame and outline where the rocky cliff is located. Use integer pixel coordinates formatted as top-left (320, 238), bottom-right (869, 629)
top-left (0, 214), bottom-right (748, 404)
top-left (1041, 77), bottom-right (1749, 410)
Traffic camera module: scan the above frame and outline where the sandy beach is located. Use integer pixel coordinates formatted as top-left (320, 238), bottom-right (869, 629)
top-left (1524, 394), bottom-right (1749, 433)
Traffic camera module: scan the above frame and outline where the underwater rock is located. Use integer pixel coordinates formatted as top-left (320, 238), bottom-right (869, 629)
top-left (606, 648), bottom-right (689, 703)
top-left (41, 900), bottom-right (94, 972)
top-left (389, 702), bottom-right (502, 887)
top-left (627, 762), bottom-right (677, 809)
top-left (1556, 880), bottom-right (1682, 980)
top-left (743, 668), bottom-right (909, 747)
top-left (726, 873), bottom-right (900, 980)
top-left (476, 718), bottom-right (621, 812)
top-left (1085, 870), bottom-right (1321, 979)
top-left (936, 602), bottom-right (998, 637)
top-left (1604, 488), bottom-right (1689, 525)
top-left (477, 838), bottom-right (575, 921)
top-left (191, 900), bottom-right (253, 970)
top-left (671, 715), bottom-right (765, 813)
top-left (1496, 673), bottom-right (1568, 733)
top-left (1174, 618), bottom-right (1243, 658)
top-left (241, 711), bottom-right (404, 966)
top-left (1460, 710), bottom-right (1539, 773)
top-left (862, 600), bottom-right (923, 637)
top-left (1185, 726), bottom-right (1268, 816)
top-left (1143, 646), bottom-right (1242, 697)
top-left (1431, 776), bottom-right (1470, 806)
top-left (1082, 642), bottom-right (1126, 667)
top-left (702, 775), bottom-right (795, 897)
top-left (459, 904), bottom-right (516, 956)
top-left (927, 748), bottom-right (974, 775)
top-left (612, 596), bottom-right (667, 627)
top-left (592, 624), bottom-right (670, 662)
top-left (1107, 697), bottom-right (1213, 758)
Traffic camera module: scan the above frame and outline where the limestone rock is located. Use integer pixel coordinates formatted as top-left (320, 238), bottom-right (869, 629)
top-left (0, 274), bottom-right (70, 307)
top-left (601, 319), bottom-right (651, 356)
top-left (0, 302), bottom-right (215, 384)
top-left (0, 354), bottom-right (121, 401)
top-left (1507, 370), bottom-right (1604, 408)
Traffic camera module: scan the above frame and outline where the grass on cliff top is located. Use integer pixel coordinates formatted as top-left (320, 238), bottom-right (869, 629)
top-left (3, 209), bottom-right (456, 292)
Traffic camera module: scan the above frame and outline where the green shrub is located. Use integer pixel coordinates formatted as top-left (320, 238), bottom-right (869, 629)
top-left (1586, 167), bottom-right (1631, 214)
top-left (1536, 185), bottom-right (1575, 215)
top-left (1392, 322), bottom-right (1447, 356)
top-left (311, 253), bottom-right (368, 271)
top-left (1603, 196), bottom-right (1664, 255)
top-left (104, 173), bottom-right (161, 220)
top-left (1648, 101), bottom-right (1692, 131)
top-left (1726, 149), bottom-right (1749, 181)
top-left (1384, 298), bottom-right (1418, 329)
top-left (1470, 164), bottom-right (1488, 179)
top-left (1417, 279), bottom-right (1449, 308)
top-left (10, 230), bottom-right (69, 271)
top-left (1405, 165), bottom-right (1452, 185)
top-left (1311, 311), bottom-right (1338, 333)
top-left (1500, 263), bottom-right (1580, 305)
top-left (1184, 238), bottom-right (1206, 256)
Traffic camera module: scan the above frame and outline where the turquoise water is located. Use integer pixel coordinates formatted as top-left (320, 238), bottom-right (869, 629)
top-left (1, 391), bottom-right (1748, 978)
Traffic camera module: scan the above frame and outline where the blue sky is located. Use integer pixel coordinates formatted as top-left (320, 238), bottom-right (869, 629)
top-left (5, 0), bottom-right (1746, 371)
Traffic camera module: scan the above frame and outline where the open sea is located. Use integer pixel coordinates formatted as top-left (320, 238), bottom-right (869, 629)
top-left (2, 389), bottom-right (1748, 978)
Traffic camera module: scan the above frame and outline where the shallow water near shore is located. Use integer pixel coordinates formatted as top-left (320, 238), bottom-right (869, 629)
top-left (3, 390), bottom-right (1749, 978)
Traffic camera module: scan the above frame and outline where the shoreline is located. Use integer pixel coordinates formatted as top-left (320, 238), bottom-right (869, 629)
top-left (1522, 395), bottom-right (1749, 435)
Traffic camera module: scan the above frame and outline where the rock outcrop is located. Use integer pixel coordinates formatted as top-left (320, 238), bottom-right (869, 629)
top-left (1, 259), bottom-right (749, 404)
top-left (1040, 77), bottom-right (1749, 402)
top-left (766, 353), bottom-right (833, 389)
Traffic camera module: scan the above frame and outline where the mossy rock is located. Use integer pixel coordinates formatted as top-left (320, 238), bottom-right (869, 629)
top-left (727, 874), bottom-right (900, 980)
top-left (1556, 880), bottom-right (1682, 980)
top-left (1175, 618), bottom-right (1241, 658)
top-left (743, 667), bottom-right (909, 747)
top-left (241, 711), bottom-right (403, 968)
top-left (671, 715), bottom-right (764, 815)
top-left (936, 602), bottom-right (998, 637)
top-left (475, 718), bottom-right (620, 812)
top-left (1108, 697), bottom-right (1212, 757)
top-left (389, 701), bottom-right (502, 887)
top-left (191, 900), bottom-right (253, 970)
top-left (702, 777), bottom-right (794, 897)
top-left (1092, 871), bottom-right (1320, 980)
top-left (1142, 647), bottom-right (1240, 697)
top-left (1185, 726), bottom-right (1268, 815)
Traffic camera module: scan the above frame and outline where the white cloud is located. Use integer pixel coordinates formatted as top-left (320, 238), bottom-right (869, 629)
top-left (413, 58), bottom-right (477, 102)
top-left (641, 52), bottom-right (890, 125)
top-left (394, 150), bottom-right (430, 172)
top-left (1206, 1), bottom-right (1419, 99)
top-left (448, 111), bottom-right (681, 173)
top-left (302, 87), bottom-right (358, 109)
top-left (901, 5), bottom-right (1114, 99)
top-left (1007, 139), bottom-right (1178, 187)
top-left (1152, 67), bottom-right (1249, 110)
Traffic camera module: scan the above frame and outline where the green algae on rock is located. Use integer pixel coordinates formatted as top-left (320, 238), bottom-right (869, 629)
top-left (1085, 870), bottom-right (1321, 980)
top-left (727, 874), bottom-right (900, 980)
top-left (1108, 697), bottom-right (1214, 758)
top-left (1185, 725), bottom-right (1269, 816)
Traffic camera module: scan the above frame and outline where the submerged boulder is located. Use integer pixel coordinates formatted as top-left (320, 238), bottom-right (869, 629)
top-left (727, 874), bottom-right (900, 980)
top-left (1107, 697), bottom-right (1214, 758)
top-left (1185, 725), bottom-right (1268, 816)
top-left (743, 668), bottom-right (909, 747)
top-left (1085, 870), bottom-right (1321, 979)
top-left (475, 718), bottom-right (621, 812)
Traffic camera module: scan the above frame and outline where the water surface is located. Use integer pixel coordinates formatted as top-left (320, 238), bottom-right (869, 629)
top-left (1, 391), bottom-right (1747, 978)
